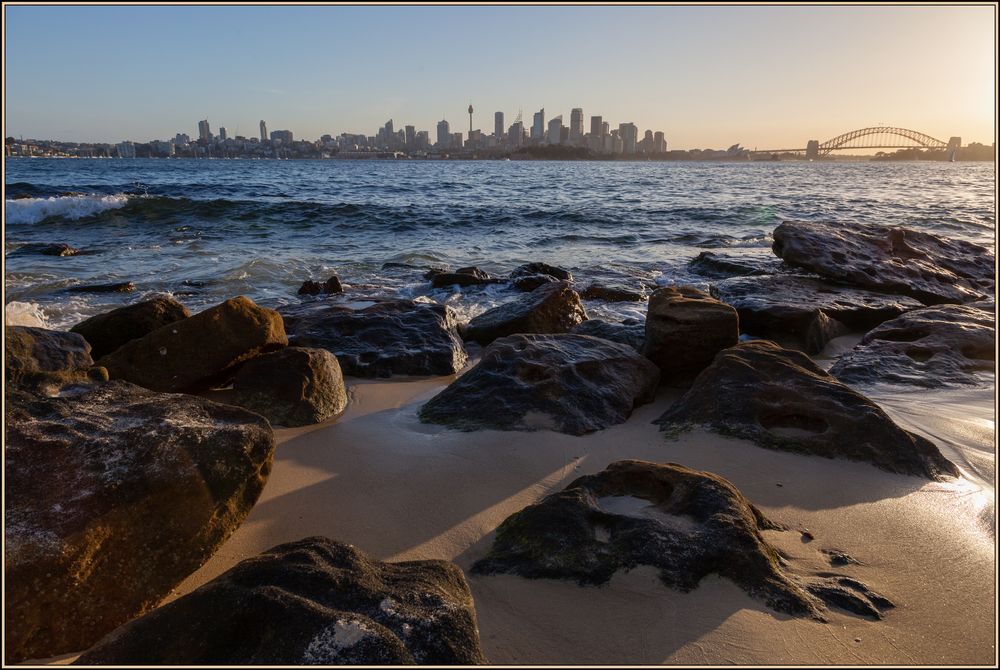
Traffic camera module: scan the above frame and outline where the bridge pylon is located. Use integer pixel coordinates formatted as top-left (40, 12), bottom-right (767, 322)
top-left (947, 136), bottom-right (961, 161)
top-left (805, 140), bottom-right (819, 159)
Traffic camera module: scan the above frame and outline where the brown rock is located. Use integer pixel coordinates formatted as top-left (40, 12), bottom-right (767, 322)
top-left (70, 296), bottom-right (191, 359)
top-left (464, 281), bottom-right (588, 345)
top-left (642, 286), bottom-right (739, 378)
top-left (5, 326), bottom-right (106, 392)
top-left (233, 347), bottom-right (348, 427)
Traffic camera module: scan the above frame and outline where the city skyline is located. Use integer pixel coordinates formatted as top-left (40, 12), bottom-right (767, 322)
top-left (4, 4), bottom-right (996, 148)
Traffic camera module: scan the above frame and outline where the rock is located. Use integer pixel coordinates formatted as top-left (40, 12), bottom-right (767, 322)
top-left (69, 296), bottom-right (191, 359)
top-left (473, 460), bottom-right (890, 621)
top-left (580, 284), bottom-right (644, 302)
top-left (772, 221), bottom-right (994, 305)
top-left (97, 296), bottom-right (288, 392)
top-left (75, 537), bottom-right (485, 665)
top-left (829, 304), bottom-right (995, 388)
top-left (429, 266), bottom-right (500, 288)
top-left (5, 325), bottom-right (107, 392)
top-left (67, 281), bottom-right (136, 294)
top-left (641, 286), bottom-right (739, 379)
top-left (709, 275), bottom-right (922, 354)
top-left (280, 298), bottom-right (467, 378)
top-left (687, 251), bottom-right (787, 278)
top-left (298, 276), bottom-right (344, 296)
top-left (510, 262), bottom-right (572, 281)
top-left (464, 281), bottom-right (588, 345)
top-left (511, 274), bottom-right (560, 292)
top-left (233, 347), bottom-right (348, 427)
top-left (12, 242), bottom-right (80, 257)
top-left (571, 318), bottom-right (645, 351)
top-left (656, 340), bottom-right (958, 480)
top-left (5, 381), bottom-right (275, 662)
top-left (419, 334), bottom-right (659, 435)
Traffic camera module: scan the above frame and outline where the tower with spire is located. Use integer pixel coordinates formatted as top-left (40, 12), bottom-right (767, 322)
top-left (468, 103), bottom-right (474, 133)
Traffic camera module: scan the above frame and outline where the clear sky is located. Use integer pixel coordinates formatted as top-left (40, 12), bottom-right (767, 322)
top-left (4, 4), bottom-right (996, 149)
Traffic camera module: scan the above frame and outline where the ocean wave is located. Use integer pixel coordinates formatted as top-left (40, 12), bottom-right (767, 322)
top-left (4, 301), bottom-right (49, 328)
top-left (5, 193), bottom-right (130, 225)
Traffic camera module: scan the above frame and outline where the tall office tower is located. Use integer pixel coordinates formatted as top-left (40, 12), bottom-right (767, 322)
top-left (452, 132), bottom-right (463, 148)
top-left (219, 127), bottom-right (227, 141)
top-left (468, 104), bottom-right (474, 133)
top-left (260, 120), bottom-right (268, 142)
top-left (494, 111), bottom-right (504, 141)
top-left (437, 119), bottom-right (451, 148)
top-left (641, 129), bottom-right (653, 153)
top-left (654, 131), bottom-right (667, 153)
top-left (619, 123), bottom-right (638, 154)
top-left (602, 121), bottom-right (609, 136)
top-left (383, 120), bottom-right (395, 148)
top-left (508, 121), bottom-right (524, 147)
top-left (590, 115), bottom-right (603, 138)
top-left (198, 120), bottom-right (211, 142)
top-left (416, 130), bottom-right (430, 150)
top-left (547, 116), bottom-right (563, 145)
top-left (531, 108), bottom-right (545, 141)
top-left (405, 125), bottom-right (416, 148)
top-left (570, 108), bottom-right (584, 144)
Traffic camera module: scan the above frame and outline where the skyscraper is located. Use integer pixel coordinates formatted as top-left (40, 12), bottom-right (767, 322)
top-left (590, 115), bottom-right (603, 138)
top-left (219, 127), bottom-right (227, 141)
top-left (570, 108), bottom-right (584, 144)
top-left (531, 109), bottom-right (545, 142)
top-left (547, 116), bottom-right (563, 145)
top-left (619, 123), bottom-right (638, 154)
top-left (508, 121), bottom-right (524, 147)
top-left (494, 111), bottom-right (504, 141)
top-left (436, 119), bottom-right (451, 148)
top-left (405, 125), bottom-right (416, 148)
top-left (654, 131), bottom-right (667, 153)
top-left (198, 119), bottom-right (211, 142)
top-left (260, 120), bottom-right (267, 143)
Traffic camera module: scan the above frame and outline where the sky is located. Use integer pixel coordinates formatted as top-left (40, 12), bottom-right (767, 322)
top-left (3, 4), bottom-right (996, 149)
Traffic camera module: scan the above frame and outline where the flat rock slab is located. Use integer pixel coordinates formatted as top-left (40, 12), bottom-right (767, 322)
top-left (830, 304), bottom-right (995, 388)
top-left (419, 334), bottom-right (659, 435)
top-left (98, 296), bottom-right (288, 392)
top-left (5, 381), bottom-right (275, 662)
top-left (710, 275), bottom-right (923, 354)
top-left (70, 296), bottom-right (191, 359)
top-left (464, 281), bottom-right (588, 345)
top-left (280, 298), bottom-right (467, 378)
top-left (580, 283), bottom-right (644, 302)
top-left (656, 340), bottom-right (958, 480)
top-left (642, 286), bottom-right (739, 378)
top-left (688, 251), bottom-right (789, 278)
top-left (772, 221), bottom-right (995, 305)
top-left (473, 460), bottom-right (893, 622)
top-left (75, 537), bottom-right (485, 665)
top-left (571, 318), bottom-right (645, 351)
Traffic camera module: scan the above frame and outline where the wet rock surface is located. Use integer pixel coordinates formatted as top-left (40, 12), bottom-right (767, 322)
top-left (281, 298), bottom-right (467, 378)
top-left (642, 286), bottom-right (739, 379)
top-left (420, 334), bottom-right (659, 435)
top-left (829, 304), bottom-right (995, 388)
top-left (428, 266), bottom-right (501, 288)
top-left (12, 242), bottom-right (80, 257)
top-left (772, 221), bottom-right (995, 305)
top-left (580, 283), bottom-right (644, 302)
top-left (709, 275), bottom-right (922, 354)
top-left (70, 296), bottom-right (191, 359)
top-left (233, 347), bottom-right (349, 427)
top-left (75, 537), bottom-right (485, 665)
top-left (5, 381), bottom-right (275, 663)
top-left (464, 281), bottom-right (588, 345)
top-left (656, 340), bottom-right (958, 480)
top-left (472, 460), bottom-right (891, 621)
top-left (5, 326), bottom-right (107, 392)
top-left (298, 275), bottom-right (344, 296)
top-left (98, 296), bottom-right (287, 392)
top-left (510, 262), bottom-right (573, 281)
top-left (510, 273), bottom-right (561, 292)
top-left (571, 318), bottom-right (645, 351)
top-left (688, 251), bottom-right (788, 278)
top-left (67, 281), bottom-right (136, 294)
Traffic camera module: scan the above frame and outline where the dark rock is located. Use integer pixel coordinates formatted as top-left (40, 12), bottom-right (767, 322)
top-left (5, 381), bottom-right (275, 663)
top-left (464, 281), bottom-right (588, 345)
top-left (298, 280), bottom-right (323, 295)
top-left (473, 460), bottom-right (887, 621)
top-left (510, 262), bottom-right (572, 281)
top-left (280, 298), bottom-right (467, 378)
top-left (233, 347), bottom-right (348, 427)
top-left (13, 242), bottom-right (80, 257)
top-left (75, 537), bottom-right (485, 665)
top-left (580, 284), bottom-right (644, 302)
top-left (829, 304), bottom-right (995, 388)
top-left (656, 340), bottom-right (958, 480)
top-left (422, 266), bottom-right (448, 280)
top-left (688, 251), bottom-right (788, 278)
top-left (772, 221), bottom-right (995, 305)
top-left (805, 577), bottom-right (894, 620)
top-left (67, 281), bottom-right (136, 294)
top-left (709, 275), bottom-right (922, 354)
top-left (69, 296), bottom-right (191, 359)
top-left (419, 334), bottom-right (659, 435)
top-left (642, 286), bottom-right (739, 379)
top-left (5, 325), bottom-right (107, 392)
top-left (511, 274), bottom-right (560, 292)
top-left (323, 275), bottom-right (344, 294)
top-left (298, 276), bottom-right (344, 296)
top-left (97, 296), bottom-right (288, 392)
top-left (430, 266), bottom-right (501, 289)
top-left (571, 318), bottom-right (645, 351)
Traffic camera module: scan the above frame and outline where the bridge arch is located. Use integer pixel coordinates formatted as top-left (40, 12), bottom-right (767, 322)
top-left (818, 126), bottom-right (948, 155)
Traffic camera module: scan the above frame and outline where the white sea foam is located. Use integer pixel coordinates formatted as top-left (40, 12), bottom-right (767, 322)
top-left (4, 194), bottom-right (130, 225)
top-left (4, 301), bottom-right (49, 328)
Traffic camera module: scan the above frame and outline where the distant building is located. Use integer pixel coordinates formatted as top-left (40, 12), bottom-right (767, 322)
top-left (531, 108), bottom-right (545, 142)
top-left (405, 125), bottom-right (416, 148)
top-left (175, 133), bottom-right (190, 146)
top-left (508, 121), bottom-right (524, 147)
top-left (219, 127), bottom-right (228, 141)
top-left (270, 129), bottom-right (293, 144)
top-left (198, 120), bottom-right (211, 142)
top-left (415, 130), bottom-right (430, 150)
top-left (619, 123), bottom-right (638, 154)
top-left (452, 132), bottom-right (463, 148)
top-left (115, 141), bottom-right (136, 158)
top-left (570, 108), bottom-right (584, 144)
top-left (494, 111), bottom-right (504, 142)
top-left (259, 120), bottom-right (268, 143)
top-left (436, 119), bottom-right (451, 148)
top-left (654, 131), bottom-right (667, 153)
top-left (590, 115), bottom-right (603, 138)
top-left (547, 115), bottom-right (563, 145)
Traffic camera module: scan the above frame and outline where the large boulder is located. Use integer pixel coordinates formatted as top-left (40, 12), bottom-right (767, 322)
top-left (464, 281), bottom-right (587, 345)
top-left (97, 296), bottom-right (287, 392)
top-left (571, 318), bottom-right (645, 351)
top-left (5, 381), bottom-right (275, 662)
top-left (772, 221), bottom-right (995, 305)
top-left (5, 325), bottom-right (106, 392)
top-left (233, 347), bottom-right (348, 427)
top-left (280, 299), bottom-right (467, 378)
top-left (75, 537), bottom-right (485, 665)
top-left (70, 296), bottom-right (191, 359)
top-left (656, 340), bottom-right (958, 480)
top-left (830, 304), bottom-right (995, 388)
top-left (419, 334), bottom-right (659, 435)
top-left (473, 460), bottom-right (892, 622)
top-left (709, 275), bottom-right (923, 354)
top-left (641, 286), bottom-right (739, 378)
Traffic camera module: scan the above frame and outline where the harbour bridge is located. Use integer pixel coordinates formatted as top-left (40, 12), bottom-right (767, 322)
top-left (750, 126), bottom-right (960, 158)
